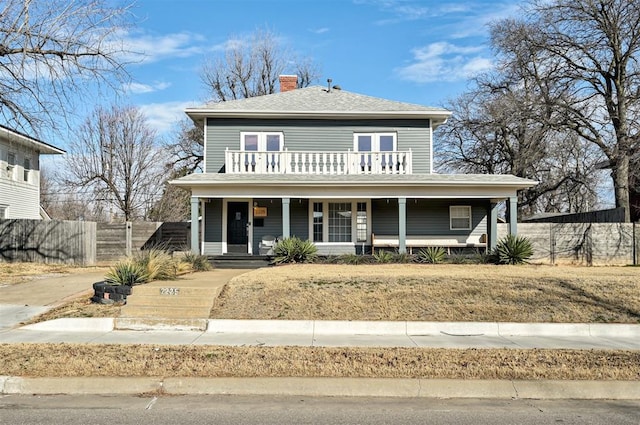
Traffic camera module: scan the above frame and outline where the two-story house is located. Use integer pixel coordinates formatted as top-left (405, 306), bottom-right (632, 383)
top-left (172, 76), bottom-right (536, 256)
top-left (0, 125), bottom-right (65, 220)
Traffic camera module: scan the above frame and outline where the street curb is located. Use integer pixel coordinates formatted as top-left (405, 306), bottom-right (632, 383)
top-left (20, 318), bottom-right (640, 338)
top-left (1, 376), bottom-right (639, 399)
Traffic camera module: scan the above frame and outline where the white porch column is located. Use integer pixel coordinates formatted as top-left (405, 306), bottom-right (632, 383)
top-left (489, 201), bottom-right (499, 251)
top-left (398, 197), bottom-right (407, 254)
top-left (282, 198), bottom-right (291, 238)
top-left (508, 196), bottom-right (518, 235)
top-left (190, 196), bottom-right (200, 254)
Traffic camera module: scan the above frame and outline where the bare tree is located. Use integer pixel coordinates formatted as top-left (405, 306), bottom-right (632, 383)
top-left (0, 0), bottom-right (134, 134)
top-left (147, 167), bottom-right (191, 222)
top-left (64, 105), bottom-right (167, 221)
top-left (437, 72), bottom-right (602, 217)
top-left (168, 117), bottom-right (204, 174)
top-left (491, 0), bottom-right (640, 221)
top-left (200, 28), bottom-right (320, 102)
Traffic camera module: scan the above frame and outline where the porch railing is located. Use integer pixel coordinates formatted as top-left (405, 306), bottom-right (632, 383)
top-left (225, 148), bottom-right (413, 175)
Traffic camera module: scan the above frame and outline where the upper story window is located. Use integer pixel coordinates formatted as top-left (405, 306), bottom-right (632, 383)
top-left (241, 132), bottom-right (284, 151)
top-left (353, 133), bottom-right (396, 152)
top-left (450, 206), bottom-right (472, 230)
top-left (0, 205), bottom-right (7, 219)
top-left (23, 157), bottom-right (31, 183)
top-left (6, 152), bottom-right (16, 180)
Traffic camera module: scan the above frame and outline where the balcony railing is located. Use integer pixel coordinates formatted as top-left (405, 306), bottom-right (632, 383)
top-left (225, 148), bottom-right (413, 175)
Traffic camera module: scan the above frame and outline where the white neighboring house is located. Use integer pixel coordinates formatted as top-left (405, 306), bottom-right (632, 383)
top-left (0, 125), bottom-right (65, 219)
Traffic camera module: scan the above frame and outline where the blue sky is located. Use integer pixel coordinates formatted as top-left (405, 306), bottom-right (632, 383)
top-left (121, 0), bottom-right (524, 137)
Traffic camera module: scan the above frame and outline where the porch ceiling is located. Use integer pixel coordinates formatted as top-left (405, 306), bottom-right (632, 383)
top-left (170, 173), bottom-right (537, 200)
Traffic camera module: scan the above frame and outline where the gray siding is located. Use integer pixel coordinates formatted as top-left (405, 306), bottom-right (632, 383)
top-left (290, 198), bottom-right (309, 240)
top-left (373, 198), bottom-right (488, 239)
top-left (206, 118), bottom-right (432, 174)
top-left (204, 199), bottom-right (223, 252)
top-left (252, 198), bottom-right (282, 254)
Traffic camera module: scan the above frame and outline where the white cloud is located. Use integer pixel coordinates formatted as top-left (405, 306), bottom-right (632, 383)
top-left (310, 27), bottom-right (330, 34)
top-left (139, 101), bottom-right (196, 136)
top-left (124, 81), bottom-right (172, 94)
top-left (396, 42), bottom-right (493, 83)
top-left (119, 30), bottom-right (207, 64)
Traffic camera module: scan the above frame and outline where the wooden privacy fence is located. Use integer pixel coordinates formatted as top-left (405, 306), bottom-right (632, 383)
top-left (0, 219), bottom-right (96, 265)
top-left (0, 219), bottom-right (190, 265)
top-left (498, 222), bottom-right (640, 266)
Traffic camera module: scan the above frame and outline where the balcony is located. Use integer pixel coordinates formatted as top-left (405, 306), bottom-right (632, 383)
top-left (225, 149), bottom-right (413, 175)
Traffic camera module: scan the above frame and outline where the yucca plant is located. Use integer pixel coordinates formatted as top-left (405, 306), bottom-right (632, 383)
top-left (494, 234), bottom-right (534, 265)
top-left (373, 249), bottom-right (394, 263)
top-left (272, 237), bottom-right (318, 265)
top-left (181, 252), bottom-right (212, 271)
top-left (134, 248), bottom-right (177, 280)
top-left (393, 252), bottom-right (414, 263)
top-left (337, 253), bottom-right (372, 265)
top-left (417, 246), bottom-right (447, 264)
top-left (104, 259), bottom-right (150, 286)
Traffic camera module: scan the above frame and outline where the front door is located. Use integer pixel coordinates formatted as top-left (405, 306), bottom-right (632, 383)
top-left (227, 202), bottom-right (249, 253)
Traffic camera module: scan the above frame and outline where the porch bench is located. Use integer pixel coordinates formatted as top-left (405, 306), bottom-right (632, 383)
top-left (371, 233), bottom-right (487, 254)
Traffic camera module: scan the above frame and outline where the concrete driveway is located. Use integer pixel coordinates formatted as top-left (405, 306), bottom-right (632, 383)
top-left (0, 271), bottom-right (106, 331)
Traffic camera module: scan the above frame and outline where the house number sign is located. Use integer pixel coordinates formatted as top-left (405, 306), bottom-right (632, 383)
top-left (160, 287), bottom-right (180, 296)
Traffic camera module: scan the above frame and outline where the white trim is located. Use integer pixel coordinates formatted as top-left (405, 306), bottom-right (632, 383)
top-left (200, 199), bottom-right (205, 255)
top-left (450, 205), bottom-right (472, 230)
top-left (203, 118), bottom-right (208, 173)
top-left (429, 125), bottom-right (434, 174)
top-left (186, 109), bottom-right (452, 121)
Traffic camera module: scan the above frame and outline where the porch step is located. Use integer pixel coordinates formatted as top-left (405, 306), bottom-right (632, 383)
top-left (119, 305), bottom-right (212, 319)
top-left (208, 255), bottom-right (271, 269)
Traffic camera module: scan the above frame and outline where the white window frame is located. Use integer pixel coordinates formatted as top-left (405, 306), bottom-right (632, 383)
top-left (23, 157), bottom-right (31, 183)
top-left (240, 132), bottom-right (285, 151)
top-left (353, 133), bottom-right (397, 152)
top-left (7, 152), bottom-right (16, 180)
top-left (308, 200), bottom-right (372, 244)
top-left (450, 205), bottom-right (472, 230)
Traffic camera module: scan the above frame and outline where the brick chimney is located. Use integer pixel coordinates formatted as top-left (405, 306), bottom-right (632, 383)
top-left (279, 75), bottom-right (298, 93)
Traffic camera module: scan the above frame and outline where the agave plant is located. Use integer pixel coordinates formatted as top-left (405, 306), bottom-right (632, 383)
top-left (494, 234), bottom-right (534, 265)
top-left (104, 259), bottom-right (150, 286)
top-left (417, 246), bottom-right (447, 264)
top-left (272, 237), bottom-right (318, 265)
top-left (373, 250), bottom-right (394, 264)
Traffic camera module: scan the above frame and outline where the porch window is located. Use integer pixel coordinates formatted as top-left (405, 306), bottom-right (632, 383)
top-left (328, 202), bottom-right (351, 242)
top-left (313, 202), bottom-right (323, 243)
top-left (450, 206), bottom-right (472, 230)
top-left (356, 202), bottom-right (367, 242)
top-left (309, 200), bottom-right (370, 243)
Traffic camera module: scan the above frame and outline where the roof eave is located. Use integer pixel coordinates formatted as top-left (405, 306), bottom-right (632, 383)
top-left (185, 109), bottom-right (452, 122)
top-left (0, 126), bottom-right (65, 155)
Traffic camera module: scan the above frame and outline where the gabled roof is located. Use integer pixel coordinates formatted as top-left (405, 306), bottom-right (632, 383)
top-left (0, 124), bottom-right (65, 155)
top-left (186, 86), bottom-right (451, 126)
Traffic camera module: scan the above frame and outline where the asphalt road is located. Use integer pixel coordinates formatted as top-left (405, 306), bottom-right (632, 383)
top-left (1, 395), bottom-right (639, 425)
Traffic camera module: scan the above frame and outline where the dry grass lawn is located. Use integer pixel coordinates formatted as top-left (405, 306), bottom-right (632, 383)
top-left (1, 344), bottom-right (638, 380)
top-left (211, 264), bottom-right (640, 323)
top-left (0, 262), bottom-right (107, 286)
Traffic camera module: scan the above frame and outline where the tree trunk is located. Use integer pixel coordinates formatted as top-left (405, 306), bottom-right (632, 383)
top-left (612, 155), bottom-right (631, 222)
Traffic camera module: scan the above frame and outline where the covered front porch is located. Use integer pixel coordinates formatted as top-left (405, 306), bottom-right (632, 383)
top-left (188, 196), bottom-right (520, 257)
top-left (171, 173), bottom-right (536, 256)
